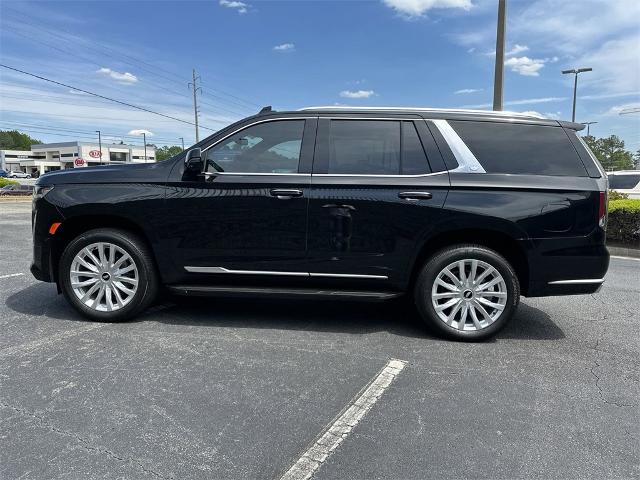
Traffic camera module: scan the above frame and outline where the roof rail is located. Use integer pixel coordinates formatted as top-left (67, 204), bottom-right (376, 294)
top-left (298, 106), bottom-right (546, 119)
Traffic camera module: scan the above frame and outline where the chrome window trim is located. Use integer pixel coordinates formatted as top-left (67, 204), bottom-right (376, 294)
top-left (201, 117), bottom-right (316, 154)
top-left (431, 119), bottom-right (486, 174)
top-left (548, 278), bottom-right (605, 285)
top-left (184, 266), bottom-right (388, 279)
top-left (312, 171), bottom-right (448, 179)
top-left (204, 172), bottom-right (310, 177)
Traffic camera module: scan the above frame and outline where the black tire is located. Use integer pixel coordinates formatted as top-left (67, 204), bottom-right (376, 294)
top-left (59, 228), bottom-right (159, 322)
top-left (414, 244), bottom-right (520, 341)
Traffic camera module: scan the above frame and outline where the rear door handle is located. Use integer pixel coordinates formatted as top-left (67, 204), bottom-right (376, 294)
top-left (398, 191), bottom-right (433, 201)
top-left (270, 188), bottom-right (303, 199)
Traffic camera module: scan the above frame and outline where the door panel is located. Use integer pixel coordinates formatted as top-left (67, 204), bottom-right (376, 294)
top-left (306, 118), bottom-right (450, 289)
top-left (161, 118), bottom-right (316, 284)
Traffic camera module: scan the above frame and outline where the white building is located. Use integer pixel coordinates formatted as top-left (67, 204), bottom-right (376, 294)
top-left (0, 141), bottom-right (156, 175)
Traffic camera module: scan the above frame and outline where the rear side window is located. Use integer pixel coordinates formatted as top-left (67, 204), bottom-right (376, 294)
top-left (449, 121), bottom-right (588, 176)
top-left (327, 120), bottom-right (430, 175)
top-left (608, 174), bottom-right (640, 189)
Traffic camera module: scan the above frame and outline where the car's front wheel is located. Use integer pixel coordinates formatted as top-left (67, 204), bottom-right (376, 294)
top-left (414, 244), bottom-right (520, 341)
top-left (59, 228), bottom-right (158, 322)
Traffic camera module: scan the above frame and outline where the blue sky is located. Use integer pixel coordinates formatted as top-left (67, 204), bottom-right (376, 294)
top-left (1, 0), bottom-right (638, 150)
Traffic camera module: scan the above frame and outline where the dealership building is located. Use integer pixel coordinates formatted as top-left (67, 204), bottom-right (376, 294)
top-left (0, 141), bottom-right (156, 175)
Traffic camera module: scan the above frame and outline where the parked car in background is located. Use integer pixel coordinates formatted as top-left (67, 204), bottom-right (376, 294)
top-left (0, 169), bottom-right (8, 178)
top-left (0, 184), bottom-right (33, 196)
top-left (8, 171), bottom-right (32, 179)
top-left (30, 107), bottom-right (609, 341)
top-left (607, 171), bottom-right (640, 199)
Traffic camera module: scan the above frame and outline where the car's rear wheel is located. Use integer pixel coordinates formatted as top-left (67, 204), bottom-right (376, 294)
top-left (59, 228), bottom-right (158, 322)
top-left (414, 244), bottom-right (520, 341)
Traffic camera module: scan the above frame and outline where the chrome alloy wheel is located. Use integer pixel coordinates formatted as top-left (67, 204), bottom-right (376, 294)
top-left (70, 242), bottom-right (139, 312)
top-left (431, 259), bottom-right (508, 331)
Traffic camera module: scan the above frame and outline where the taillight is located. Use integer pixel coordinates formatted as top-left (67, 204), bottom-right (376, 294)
top-left (598, 191), bottom-right (607, 228)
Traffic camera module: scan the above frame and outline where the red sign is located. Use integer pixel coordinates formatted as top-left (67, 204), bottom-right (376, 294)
top-left (89, 150), bottom-right (102, 158)
top-left (74, 158), bottom-right (85, 167)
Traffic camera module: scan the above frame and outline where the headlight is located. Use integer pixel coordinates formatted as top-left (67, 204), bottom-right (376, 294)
top-left (33, 185), bottom-right (54, 199)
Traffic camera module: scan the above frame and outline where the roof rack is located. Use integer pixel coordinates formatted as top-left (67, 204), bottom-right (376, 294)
top-left (298, 106), bottom-right (546, 119)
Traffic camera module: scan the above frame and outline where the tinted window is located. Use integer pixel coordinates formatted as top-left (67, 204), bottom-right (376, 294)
top-left (206, 120), bottom-right (304, 173)
top-left (402, 121), bottom-right (430, 175)
top-left (329, 121), bottom-right (400, 175)
top-left (450, 121), bottom-right (588, 176)
top-left (608, 174), bottom-right (640, 189)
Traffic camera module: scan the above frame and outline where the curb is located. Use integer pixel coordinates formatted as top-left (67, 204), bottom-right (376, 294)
top-left (608, 245), bottom-right (640, 259)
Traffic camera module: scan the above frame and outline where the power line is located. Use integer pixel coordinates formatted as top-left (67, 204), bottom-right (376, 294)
top-left (3, 7), bottom-right (261, 113)
top-left (0, 64), bottom-right (216, 131)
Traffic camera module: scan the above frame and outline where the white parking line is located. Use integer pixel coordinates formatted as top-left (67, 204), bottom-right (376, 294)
top-left (0, 324), bottom-right (105, 359)
top-left (280, 358), bottom-right (407, 480)
top-left (0, 273), bottom-right (24, 279)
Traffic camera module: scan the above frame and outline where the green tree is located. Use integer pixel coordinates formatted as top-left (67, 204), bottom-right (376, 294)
top-left (583, 134), bottom-right (634, 171)
top-left (154, 145), bottom-right (183, 161)
top-left (0, 130), bottom-right (42, 150)
top-left (634, 149), bottom-right (640, 170)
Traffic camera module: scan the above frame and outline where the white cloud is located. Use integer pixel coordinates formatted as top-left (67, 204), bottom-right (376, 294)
top-left (97, 68), bottom-right (138, 84)
top-left (339, 90), bottom-right (375, 99)
top-left (273, 43), bottom-right (295, 52)
top-left (454, 88), bottom-right (482, 94)
top-left (603, 102), bottom-right (640, 117)
top-left (506, 44), bottom-right (529, 56)
top-left (219, 0), bottom-right (248, 14)
top-left (383, 0), bottom-right (473, 17)
top-left (128, 129), bottom-right (154, 136)
top-left (504, 56), bottom-right (546, 76)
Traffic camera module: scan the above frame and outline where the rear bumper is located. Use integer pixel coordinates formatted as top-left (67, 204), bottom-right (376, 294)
top-left (522, 231), bottom-right (610, 297)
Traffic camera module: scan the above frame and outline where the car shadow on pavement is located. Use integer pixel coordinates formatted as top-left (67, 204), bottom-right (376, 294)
top-left (6, 283), bottom-right (564, 341)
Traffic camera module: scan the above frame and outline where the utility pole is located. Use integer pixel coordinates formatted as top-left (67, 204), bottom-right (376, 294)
top-left (582, 121), bottom-right (597, 136)
top-left (142, 132), bottom-right (147, 163)
top-left (188, 69), bottom-right (201, 142)
top-left (96, 130), bottom-right (102, 165)
top-left (179, 137), bottom-right (185, 150)
top-left (562, 67), bottom-right (592, 122)
top-left (492, 0), bottom-right (506, 111)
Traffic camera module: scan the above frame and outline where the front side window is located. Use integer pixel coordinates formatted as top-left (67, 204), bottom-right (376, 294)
top-left (206, 120), bottom-right (305, 174)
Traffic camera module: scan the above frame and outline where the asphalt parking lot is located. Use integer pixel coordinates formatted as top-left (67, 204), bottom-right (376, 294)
top-left (1, 201), bottom-right (638, 480)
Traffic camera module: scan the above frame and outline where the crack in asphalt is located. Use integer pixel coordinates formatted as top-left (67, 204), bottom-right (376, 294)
top-left (588, 355), bottom-right (637, 409)
top-left (0, 401), bottom-right (174, 479)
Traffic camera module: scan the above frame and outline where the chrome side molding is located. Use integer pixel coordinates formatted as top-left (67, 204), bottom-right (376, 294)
top-left (548, 278), bottom-right (605, 285)
top-left (184, 266), bottom-right (388, 279)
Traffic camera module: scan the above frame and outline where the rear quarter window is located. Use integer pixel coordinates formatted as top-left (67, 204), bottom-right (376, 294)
top-left (449, 121), bottom-right (588, 176)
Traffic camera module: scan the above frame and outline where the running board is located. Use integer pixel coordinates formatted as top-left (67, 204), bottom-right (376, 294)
top-left (166, 285), bottom-right (401, 301)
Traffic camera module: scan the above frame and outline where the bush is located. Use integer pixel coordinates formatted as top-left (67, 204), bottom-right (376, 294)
top-left (608, 190), bottom-right (629, 201)
top-left (607, 198), bottom-right (640, 244)
top-left (0, 178), bottom-right (19, 187)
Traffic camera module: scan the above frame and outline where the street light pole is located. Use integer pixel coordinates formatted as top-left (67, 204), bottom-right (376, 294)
top-left (492, 0), bottom-right (507, 111)
top-left (143, 132), bottom-right (147, 163)
top-left (96, 130), bottom-right (102, 165)
top-left (582, 121), bottom-right (597, 136)
top-left (562, 67), bottom-right (592, 122)
top-left (179, 137), bottom-right (185, 150)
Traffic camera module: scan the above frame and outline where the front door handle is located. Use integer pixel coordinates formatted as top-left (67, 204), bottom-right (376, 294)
top-left (398, 191), bottom-right (433, 201)
top-left (270, 188), bottom-right (303, 199)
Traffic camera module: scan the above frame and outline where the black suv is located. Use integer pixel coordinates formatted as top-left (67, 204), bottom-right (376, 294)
top-left (31, 107), bottom-right (609, 340)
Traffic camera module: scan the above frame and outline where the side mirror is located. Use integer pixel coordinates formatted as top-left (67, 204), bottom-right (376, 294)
top-left (184, 148), bottom-right (204, 173)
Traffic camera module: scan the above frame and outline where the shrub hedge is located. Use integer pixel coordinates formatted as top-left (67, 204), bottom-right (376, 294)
top-left (607, 197), bottom-right (640, 244)
top-left (0, 178), bottom-right (20, 188)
